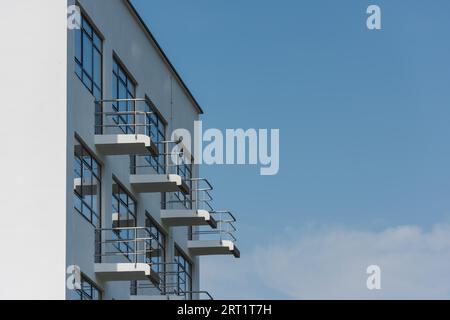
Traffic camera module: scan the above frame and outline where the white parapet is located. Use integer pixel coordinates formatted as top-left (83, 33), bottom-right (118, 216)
top-left (94, 263), bottom-right (160, 284)
top-left (94, 134), bottom-right (158, 156)
top-left (161, 210), bottom-right (217, 228)
top-left (130, 174), bottom-right (189, 194)
top-left (188, 240), bottom-right (240, 258)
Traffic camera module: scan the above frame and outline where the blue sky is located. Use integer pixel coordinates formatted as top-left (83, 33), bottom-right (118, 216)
top-left (131, 0), bottom-right (450, 299)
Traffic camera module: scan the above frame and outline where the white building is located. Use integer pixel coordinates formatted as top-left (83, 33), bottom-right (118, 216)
top-left (0, 0), bottom-right (239, 300)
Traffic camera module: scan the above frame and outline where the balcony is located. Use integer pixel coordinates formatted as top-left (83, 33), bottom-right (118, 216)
top-left (162, 179), bottom-right (217, 228)
top-left (94, 98), bottom-right (159, 156)
top-left (130, 174), bottom-right (189, 194)
top-left (161, 209), bottom-right (216, 228)
top-left (94, 227), bottom-right (162, 284)
top-left (129, 140), bottom-right (191, 194)
top-left (188, 211), bottom-right (240, 258)
top-left (94, 263), bottom-right (157, 282)
top-left (129, 263), bottom-right (213, 300)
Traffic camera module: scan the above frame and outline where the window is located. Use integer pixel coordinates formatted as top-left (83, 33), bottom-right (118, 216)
top-left (112, 58), bottom-right (136, 134)
top-left (136, 100), bottom-right (166, 174)
top-left (69, 275), bottom-right (102, 300)
top-left (146, 215), bottom-right (166, 292)
top-left (75, 14), bottom-right (102, 100)
top-left (174, 155), bottom-right (192, 210)
top-left (74, 138), bottom-right (101, 228)
top-left (112, 179), bottom-right (136, 261)
top-left (175, 247), bottom-right (193, 299)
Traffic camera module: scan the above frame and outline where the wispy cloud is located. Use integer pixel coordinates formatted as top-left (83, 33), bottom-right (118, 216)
top-left (201, 224), bottom-right (450, 299)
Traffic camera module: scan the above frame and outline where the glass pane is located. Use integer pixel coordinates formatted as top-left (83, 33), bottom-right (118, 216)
top-left (93, 49), bottom-right (102, 87)
top-left (75, 63), bottom-right (82, 79)
top-left (127, 79), bottom-right (135, 93)
top-left (83, 73), bottom-right (93, 93)
top-left (92, 159), bottom-right (100, 177)
top-left (119, 203), bottom-right (128, 216)
top-left (82, 18), bottom-right (92, 36)
top-left (82, 152), bottom-right (92, 169)
top-left (118, 83), bottom-right (127, 112)
top-left (128, 200), bottom-right (135, 213)
top-left (75, 28), bottom-right (82, 62)
top-left (92, 214), bottom-right (100, 229)
top-left (74, 194), bottom-right (82, 212)
top-left (118, 67), bottom-right (126, 83)
top-left (82, 33), bottom-right (92, 77)
top-left (93, 33), bottom-right (102, 51)
top-left (112, 74), bottom-right (118, 99)
top-left (74, 157), bottom-right (82, 177)
top-left (93, 86), bottom-right (101, 101)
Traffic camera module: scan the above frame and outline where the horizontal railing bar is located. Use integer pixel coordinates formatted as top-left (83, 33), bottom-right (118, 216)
top-left (96, 111), bottom-right (154, 116)
top-left (211, 211), bottom-right (237, 222)
top-left (95, 227), bottom-right (152, 231)
top-left (192, 231), bottom-right (237, 242)
top-left (95, 124), bottom-right (149, 128)
top-left (95, 98), bottom-right (149, 103)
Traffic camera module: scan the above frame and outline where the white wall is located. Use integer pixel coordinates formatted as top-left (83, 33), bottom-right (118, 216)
top-left (0, 0), bottom-right (68, 299)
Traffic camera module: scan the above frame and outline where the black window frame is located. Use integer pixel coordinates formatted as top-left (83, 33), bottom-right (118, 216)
top-left (174, 154), bottom-right (193, 210)
top-left (112, 178), bottom-right (137, 262)
top-left (145, 214), bottom-right (167, 293)
top-left (174, 246), bottom-right (193, 300)
top-left (144, 99), bottom-right (166, 174)
top-left (73, 136), bottom-right (102, 228)
top-left (112, 57), bottom-right (136, 134)
top-left (70, 274), bottom-right (102, 300)
top-left (75, 12), bottom-right (103, 100)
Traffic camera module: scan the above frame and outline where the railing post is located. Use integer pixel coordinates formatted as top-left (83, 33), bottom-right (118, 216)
top-left (134, 228), bottom-right (138, 265)
top-left (220, 212), bottom-right (223, 241)
top-left (134, 109), bottom-right (137, 138)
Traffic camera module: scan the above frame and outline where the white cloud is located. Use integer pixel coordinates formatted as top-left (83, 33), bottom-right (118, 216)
top-left (201, 224), bottom-right (450, 299)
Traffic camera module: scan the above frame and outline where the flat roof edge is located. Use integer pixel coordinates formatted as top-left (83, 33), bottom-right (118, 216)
top-left (124, 0), bottom-right (204, 114)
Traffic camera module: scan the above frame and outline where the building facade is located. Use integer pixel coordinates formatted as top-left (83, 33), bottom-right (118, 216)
top-left (0, 0), bottom-right (238, 300)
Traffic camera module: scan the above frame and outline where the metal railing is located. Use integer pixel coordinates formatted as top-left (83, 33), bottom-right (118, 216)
top-left (192, 210), bottom-right (237, 242)
top-left (95, 98), bottom-right (156, 137)
top-left (165, 178), bottom-right (213, 211)
top-left (95, 226), bottom-right (160, 264)
top-left (131, 261), bottom-right (213, 300)
top-left (132, 139), bottom-right (191, 176)
top-left (132, 262), bottom-right (186, 295)
top-left (165, 177), bottom-right (237, 242)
